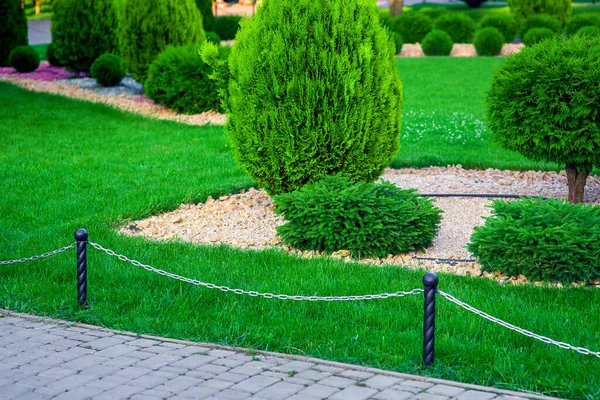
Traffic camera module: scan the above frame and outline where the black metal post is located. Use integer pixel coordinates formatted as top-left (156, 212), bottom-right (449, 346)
top-left (423, 271), bottom-right (438, 366)
top-left (75, 228), bottom-right (88, 308)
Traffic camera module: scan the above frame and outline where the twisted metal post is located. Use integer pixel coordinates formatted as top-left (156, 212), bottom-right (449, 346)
top-left (423, 272), bottom-right (438, 366)
top-left (75, 228), bottom-right (88, 309)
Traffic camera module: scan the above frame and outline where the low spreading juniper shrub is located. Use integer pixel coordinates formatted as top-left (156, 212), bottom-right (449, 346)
top-left (523, 27), bottom-right (555, 46)
top-left (519, 14), bottom-right (562, 37)
top-left (90, 53), bottom-right (125, 87)
top-left (214, 15), bottom-right (242, 40)
top-left (9, 46), bottom-right (40, 73)
top-left (390, 12), bottom-right (433, 43)
top-left (421, 29), bottom-right (454, 56)
top-left (477, 15), bottom-right (518, 43)
top-left (433, 13), bottom-right (475, 43)
top-left (576, 25), bottom-right (600, 37)
top-left (473, 27), bottom-right (504, 56)
top-left (468, 198), bottom-right (600, 283)
top-left (564, 13), bottom-right (600, 36)
top-left (273, 176), bottom-right (442, 258)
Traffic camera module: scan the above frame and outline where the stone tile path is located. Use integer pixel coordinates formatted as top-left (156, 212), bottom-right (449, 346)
top-left (0, 310), bottom-right (562, 400)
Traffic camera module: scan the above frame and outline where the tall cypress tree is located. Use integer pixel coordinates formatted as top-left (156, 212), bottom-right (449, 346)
top-left (196, 0), bottom-right (214, 31)
top-left (0, 0), bottom-right (28, 66)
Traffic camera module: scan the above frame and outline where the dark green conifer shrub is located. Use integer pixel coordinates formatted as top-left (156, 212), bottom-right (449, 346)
top-left (520, 13), bottom-right (562, 37)
top-left (202, 0), bottom-right (402, 195)
top-left (145, 44), bottom-right (221, 114)
top-left (9, 46), bottom-right (40, 72)
top-left (46, 43), bottom-right (63, 67)
top-left (421, 30), bottom-right (454, 55)
top-left (195, 0), bottom-right (214, 31)
top-left (378, 9), bottom-right (392, 30)
top-left (433, 13), bottom-right (475, 43)
top-left (508, 0), bottom-right (571, 26)
top-left (576, 25), bottom-right (600, 37)
top-left (522, 27), bottom-right (554, 46)
top-left (205, 31), bottom-right (221, 45)
top-left (473, 27), bottom-right (504, 56)
top-left (51, 0), bottom-right (118, 72)
top-left (120, 0), bottom-right (205, 83)
top-left (214, 15), bottom-right (242, 40)
top-left (487, 36), bottom-right (600, 203)
top-left (477, 15), bottom-right (518, 43)
top-left (468, 198), bottom-right (600, 283)
top-left (0, 0), bottom-right (28, 66)
top-left (390, 12), bottom-right (433, 43)
top-left (90, 53), bottom-right (125, 87)
top-left (389, 31), bottom-right (403, 54)
top-left (274, 177), bottom-right (443, 257)
top-left (565, 13), bottom-right (600, 36)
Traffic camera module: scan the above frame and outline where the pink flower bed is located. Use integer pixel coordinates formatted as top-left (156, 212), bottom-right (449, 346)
top-left (0, 63), bottom-right (85, 81)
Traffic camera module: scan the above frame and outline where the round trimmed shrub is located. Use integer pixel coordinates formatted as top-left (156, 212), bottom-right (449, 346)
top-left (390, 12), bottom-right (433, 43)
top-left (522, 27), bottom-right (555, 46)
top-left (507, 0), bottom-right (571, 26)
top-left (421, 30), bottom-right (454, 56)
top-left (433, 13), bottom-right (475, 43)
top-left (202, 0), bottom-right (402, 195)
top-left (477, 15), bottom-right (518, 43)
top-left (9, 46), bottom-right (40, 72)
top-left (389, 31), bottom-right (403, 54)
top-left (576, 25), bottom-right (600, 37)
top-left (90, 53), bottom-right (125, 87)
top-left (565, 13), bottom-right (600, 36)
top-left (195, 0), bottom-right (214, 31)
top-left (520, 13), bottom-right (562, 37)
top-left (487, 36), bottom-right (600, 203)
top-left (468, 198), bottom-right (600, 283)
top-left (461, 0), bottom-right (487, 7)
top-left (205, 31), bottom-right (221, 45)
top-left (51, 0), bottom-right (117, 72)
top-left (473, 27), bottom-right (504, 56)
top-left (214, 15), bottom-right (242, 40)
top-left (46, 43), bottom-right (63, 67)
top-left (120, 0), bottom-right (205, 83)
top-left (274, 176), bottom-right (443, 258)
top-left (145, 44), bottom-right (221, 114)
top-left (0, 0), bottom-right (28, 66)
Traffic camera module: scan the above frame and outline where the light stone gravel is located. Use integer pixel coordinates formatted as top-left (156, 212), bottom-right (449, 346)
top-left (399, 43), bottom-right (524, 57)
top-left (120, 166), bottom-right (600, 288)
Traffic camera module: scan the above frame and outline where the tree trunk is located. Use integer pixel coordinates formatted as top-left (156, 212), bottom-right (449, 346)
top-left (565, 164), bottom-right (589, 204)
top-left (35, 0), bottom-right (40, 14)
top-left (390, 0), bottom-right (403, 17)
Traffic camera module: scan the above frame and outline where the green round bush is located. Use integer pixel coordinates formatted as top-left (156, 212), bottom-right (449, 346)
top-left (487, 36), bottom-right (600, 203)
top-left (576, 25), bottom-right (600, 37)
top-left (508, 0), bottom-right (571, 26)
top-left (468, 198), bottom-right (600, 283)
top-left (565, 13), bottom-right (600, 36)
top-left (462, 0), bottom-right (487, 7)
top-left (522, 27), bottom-right (555, 46)
top-left (520, 13), bottom-right (562, 37)
top-left (45, 43), bottom-right (63, 67)
top-left (205, 31), bottom-right (221, 45)
top-left (90, 54), bottom-right (125, 87)
top-left (51, 0), bottom-right (117, 72)
top-left (433, 13), bottom-right (475, 43)
top-left (274, 176), bottom-right (443, 258)
top-left (0, 0), bottom-right (28, 66)
top-left (202, 0), bottom-right (402, 195)
top-left (195, 0), bottom-right (214, 31)
top-left (389, 31), bottom-right (403, 54)
top-left (473, 27), bottom-right (504, 56)
top-left (390, 12), bottom-right (433, 43)
top-left (9, 46), bottom-right (40, 73)
top-left (145, 44), bottom-right (221, 114)
top-left (421, 30), bottom-right (454, 56)
top-left (477, 15), bottom-right (518, 43)
top-left (214, 15), bottom-right (242, 40)
top-left (120, 0), bottom-right (205, 83)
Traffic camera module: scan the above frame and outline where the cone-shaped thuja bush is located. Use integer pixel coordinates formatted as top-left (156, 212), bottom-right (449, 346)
top-left (203, 0), bottom-right (402, 195)
top-left (0, 0), bottom-right (28, 66)
top-left (120, 0), bottom-right (205, 83)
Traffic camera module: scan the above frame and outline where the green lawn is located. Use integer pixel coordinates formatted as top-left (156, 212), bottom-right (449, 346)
top-left (31, 43), bottom-right (48, 61)
top-left (0, 79), bottom-right (599, 399)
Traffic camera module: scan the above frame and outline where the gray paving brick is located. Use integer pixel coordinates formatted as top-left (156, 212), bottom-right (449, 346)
top-left (207, 389), bottom-right (251, 400)
top-left (294, 369), bottom-right (332, 381)
top-left (339, 370), bottom-right (375, 381)
top-left (400, 380), bottom-right (434, 390)
top-left (495, 396), bottom-right (528, 400)
top-left (261, 371), bottom-right (289, 379)
top-left (92, 384), bottom-right (143, 400)
top-left (286, 395), bottom-right (320, 400)
top-left (52, 339), bottom-right (84, 349)
top-left (373, 389), bottom-right (415, 400)
top-left (135, 354), bottom-right (182, 370)
top-left (13, 391), bottom-right (52, 400)
top-left (148, 369), bottom-right (179, 380)
top-left (200, 379), bottom-right (235, 390)
top-left (62, 354), bottom-right (109, 371)
top-left (128, 374), bottom-right (168, 389)
top-left (254, 381), bottom-right (304, 400)
top-left (84, 337), bottom-right (127, 351)
top-left (215, 372), bottom-right (250, 383)
top-left (102, 356), bottom-right (139, 368)
top-left (228, 365), bottom-right (262, 376)
top-left (185, 370), bottom-right (216, 380)
top-left (241, 360), bottom-right (278, 370)
top-left (30, 356), bottom-right (64, 368)
top-left (124, 350), bottom-right (156, 360)
top-left (178, 386), bottom-right (219, 399)
top-left (363, 375), bottom-right (403, 390)
top-left (317, 375), bottom-right (356, 389)
top-left (456, 391), bottom-right (498, 400)
top-left (131, 395), bottom-right (162, 400)
top-left (211, 358), bottom-right (247, 368)
top-left (230, 375), bottom-right (280, 394)
top-left (153, 376), bottom-right (199, 394)
top-left (18, 348), bottom-right (54, 359)
top-left (208, 349), bottom-right (237, 358)
top-left (128, 338), bottom-right (161, 348)
top-left (141, 389), bottom-right (172, 399)
top-left (79, 364), bottom-right (120, 377)
top-left (428, 384), bottom-right (467, 397)
top-left (285, 377), bottom-right (314, 386)
top-left (112, 366), bottom-right (153, 380)
top-left (38, 367), bottom-right (78, 379)
top-left (145, 345), bottom-right (175, 354)
top-left (166, 346), bottom-right (212, 357)
top-left (414, 393), bottom-right (451, 400)
top-left (52, 347), bottom-right (94, 361)
top-left (159, 365), bottom-right (189, 375)
top-left (86, 330), bottom-right (114, 338)
top-left (84, 376), bottom-right (130, 391)
top-left (272, 361), bottom-right (315, 373)
top-left (0, 383), bottom-right (32, 398)
top-left (16, 363), bottom-right (49, 374)
top-left (15, 375), bottom-right (54, 389)
top-left (52, 386), bottom-right (104, 400)
top-left (95, 344), bottom-right (138, 358)
top-left (312, 365), bottom-right (345, 374)
top-left (172, 355), bottom-right (215, 369)
top-left (2, 356), bottom-right (33, 366)
top-left (328, 385), bottom-right (378, 400)
top-left (296, 383), bottom-right (340, 399)
top-left (28, 333), bottom-right (63, 343)
top-left (45, 374), bottom-right (97, 391)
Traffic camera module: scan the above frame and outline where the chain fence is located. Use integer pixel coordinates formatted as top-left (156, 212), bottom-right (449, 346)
top-left (0, 243), bottom-right (76, 265)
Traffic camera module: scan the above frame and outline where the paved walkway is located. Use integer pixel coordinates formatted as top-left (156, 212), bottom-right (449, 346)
top-left (0, 311), bottom-right (562, 400)
top-left (28, 20), bottom-right (51, 45)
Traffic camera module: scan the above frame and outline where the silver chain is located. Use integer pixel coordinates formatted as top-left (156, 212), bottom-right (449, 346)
top-left (438, 290), bottom-right (600, 358)
top-left (0, 243), bottom-right (76, 265)
top-left (88, 242), bottom-right (423, 301)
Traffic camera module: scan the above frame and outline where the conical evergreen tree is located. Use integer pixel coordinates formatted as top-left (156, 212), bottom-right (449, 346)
top-left (0, 0), bottom-right (28, 66)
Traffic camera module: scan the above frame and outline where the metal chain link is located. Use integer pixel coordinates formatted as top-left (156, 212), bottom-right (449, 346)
top-left (0, 243), bottom-right (76, 265)
top-left (438, 290), bottom-right (600, 358)
top-left (88, 241), bottom-right (423, 301)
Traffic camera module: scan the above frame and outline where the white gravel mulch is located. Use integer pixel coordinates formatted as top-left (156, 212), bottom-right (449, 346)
top-left (399, 43), bottom-right (523, 57)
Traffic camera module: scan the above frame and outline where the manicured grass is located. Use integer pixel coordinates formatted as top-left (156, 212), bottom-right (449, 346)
top-left (31, 44), bottom-right (48, 61)
top-left (1, 82), bottom-right (599, 399)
